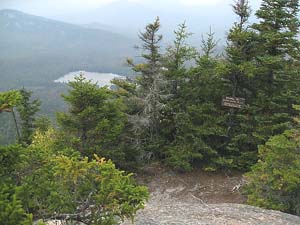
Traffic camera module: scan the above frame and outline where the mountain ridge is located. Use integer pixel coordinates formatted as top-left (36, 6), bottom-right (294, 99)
top-left (0, 9), bottom-right (130, 38)
top-left (0, 9), bottom-right (136, 89)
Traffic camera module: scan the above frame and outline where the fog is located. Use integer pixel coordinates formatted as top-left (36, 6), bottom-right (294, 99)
top-left (0, 0), bottom-right (262, 41)
top-left (0, 0), bottom-right (261, 15)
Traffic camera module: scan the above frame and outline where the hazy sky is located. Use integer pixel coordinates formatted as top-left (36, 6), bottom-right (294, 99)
top-left (0, 0), bottom-right (263, 41)
top-left (0, 0), bottom-right (262, 18)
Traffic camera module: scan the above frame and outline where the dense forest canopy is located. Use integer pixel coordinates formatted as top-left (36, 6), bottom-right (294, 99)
top-left (1, 0), bottom-right (300, 224)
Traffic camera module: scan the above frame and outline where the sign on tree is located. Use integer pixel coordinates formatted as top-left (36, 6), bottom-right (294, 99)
top-left (222, 97), bottom-right (245, 109)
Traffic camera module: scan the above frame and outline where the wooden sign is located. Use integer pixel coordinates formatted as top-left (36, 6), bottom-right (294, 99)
top-left (222, 97), bottom-right (245, 109)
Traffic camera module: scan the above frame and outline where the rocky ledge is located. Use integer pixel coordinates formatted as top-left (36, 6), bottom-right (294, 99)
top-left (123, 165), bottom-right (300, 225)
top-left (124, 200), bottom-right (300, 225)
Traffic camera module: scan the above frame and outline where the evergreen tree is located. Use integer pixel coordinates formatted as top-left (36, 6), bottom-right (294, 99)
top-left (57, 74), bottom-right (127, 164)
top-left (0, 90), bottom-right (22, 143)
top-left (128, 17), bottom-right (162, 89)
top-left (126, 18), bottom-right (166, 159)
top-left (16, 88), bottom-right (41, 146)
top-left (0, 145), bottom-right (33, 225)
top-left (225, 0), bottom-right (256, 97)
top-left (220, 0), bottom-right (300, 170)
top-left (222, 0), bottom-right (259, 169)
top-left (0, 187), bottom-right (32, 225)
top-left (244, 1), bottom-right (300, 212)
top-left (161, 22), bottom-right (196, 148)
top-left (164, 30), bottom-right (227, 171)
top-left (251, 0), bottom-right (300, 142)
top-left (246, 129), bottom-right (300, 215)
top-left (17, 131), bottom-right (148, 224)
top-left (245, 117), bottom-right (300, 215)
top-left (0, 133), bottom-right (148, 224)
top-left (0, 90), bottom-right (21, 113)
top-left (164, 22), bottom-right (196, 88)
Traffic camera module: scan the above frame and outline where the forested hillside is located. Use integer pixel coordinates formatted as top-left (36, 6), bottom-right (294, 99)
top-left (0, 9), bottom-right (135, 89)
top-left (0, 9), bottom-right (137, 144)
top-left (1, 0), bottom-right (300, 224)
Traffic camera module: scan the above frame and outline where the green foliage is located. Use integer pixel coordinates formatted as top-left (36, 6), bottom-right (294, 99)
top-left (124, 17), bottom-right (168, 163)
top-left (218, 0), bottom-right (258, 170)
top-left (0, 185), bottom-right (32, 225)
top-left (200, 28), bottom-right (218, 57)
top-left (245, 129), bottom-right (300, 215)
top-left (159, 0), bottom-right (300, 173)
top-left (164, 22), bottom-right (196, 80)
top-left (0, 89), bottom-right (43, 145)
top-left (19, 130), bottom-right (148, 224)
top-left (34, 116), bottom-right (51, 133)
top-left (0, 144), bottom-right (32, 225)
top-left (0, 145), bottom-right (23, 183)
top-left (4, 2), bottom-right (300, 223)
top-left (0, 129), bottom-right (148, 224)
top-left (165, 144), bottom-right (203, 172)
top-left (253, 0), bottom-right (300, 58)
top-left (57, 74), bottom-right (129, 166)
top-left (249, 0), bottom-right (300, 139)
top-left (130, 17), bottom-right (162, 87)
top-left (161, 29), bottom-right (228, 171)
top-left (3, 1), bottom-right (300, 220)
top-left (0, 90), bottom-right (22, 113)
top-left (217, 0), bottom-right (300, 171)
top-left (16, 88), bottom-right (41, 146)
top-left (0, 90), bottom-right (22, 143)
top-left (20, 153), bottom-right (148, 224)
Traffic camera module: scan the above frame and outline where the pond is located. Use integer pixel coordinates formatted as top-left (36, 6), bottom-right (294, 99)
top-left (54, 71), bottom-right (124, 87)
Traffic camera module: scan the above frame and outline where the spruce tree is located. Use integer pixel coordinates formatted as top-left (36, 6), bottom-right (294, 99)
top-left (222, 0), bottom-right (259, 169)
top-left (128, 17), bottom-right (162, 90)
top-left (161, 22), bottom-right (196, 146)
top-left (225, 0), bottom-right (256, 97)
top-left (164, 22), bottom-right (196, 89)
top-left (0, 90), bottom-right (22, 143)
top-left (16, 88), bottom-right (41, 146)
top-left (57, 74), bottom-right (127, 163)
top-left (245, 113), bottom-right (300, 215)
top-left (127, 18), bottom-right (166, 158)
top-left (251, 0), bottom-right (300, 142)
top-left (221, 0), bottom-right (300, 170)
top-left (164, 30), bottom-right (227, 171)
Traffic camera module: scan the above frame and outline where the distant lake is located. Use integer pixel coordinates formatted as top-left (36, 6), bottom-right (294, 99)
top-left (54, 71), bottom-right (124, 87)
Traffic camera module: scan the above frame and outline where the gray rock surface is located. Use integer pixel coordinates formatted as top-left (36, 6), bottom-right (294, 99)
top-left (122, 165), bottom-right (300, 225)
top-left (122, 191), bottom-right (300, 225)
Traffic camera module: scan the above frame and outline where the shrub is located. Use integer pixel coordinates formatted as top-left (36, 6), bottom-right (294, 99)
top-left (245, 129), bottom-right (300, 215)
